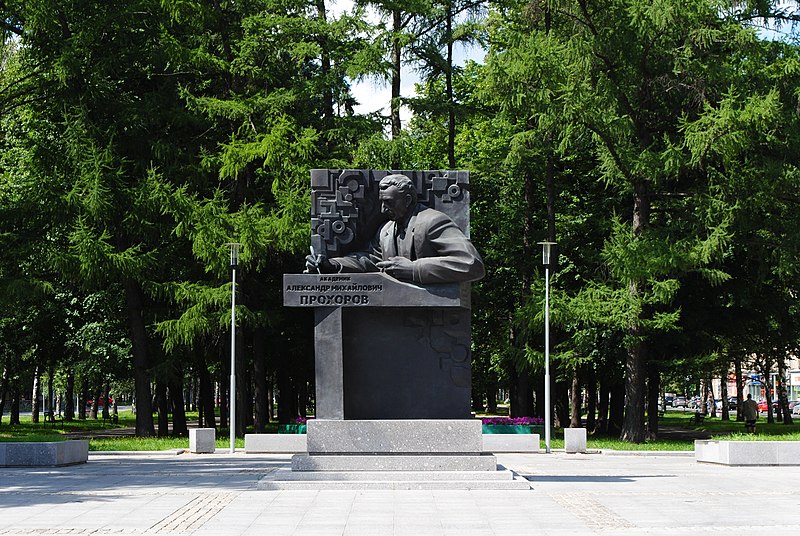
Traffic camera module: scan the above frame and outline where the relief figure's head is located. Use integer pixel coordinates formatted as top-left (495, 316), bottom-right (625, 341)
top-left (379, 174), bottom-right (417, 222)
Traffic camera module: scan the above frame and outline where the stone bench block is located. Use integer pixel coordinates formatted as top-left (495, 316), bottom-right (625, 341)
top-left (245, 434), bottom-right (307, 453)
top-left (189, 428), bottom-right (216, 454)
top-left (695, 440), bottom-right (800, 466)
top-left (0, 441), bottom-right (88, 467)
top-left (564, 427), bottom-right (587, 453)
top-left (291, 453), bottom-right (497, 472)
top-left (482, 433), bottom-right (540, 453)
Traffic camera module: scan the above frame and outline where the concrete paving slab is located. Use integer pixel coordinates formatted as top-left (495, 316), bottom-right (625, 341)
top-left (2, 450), bottom-right (800, 535)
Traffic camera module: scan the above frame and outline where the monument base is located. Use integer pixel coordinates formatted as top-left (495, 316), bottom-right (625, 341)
top-left (257, 466), bottom-right (530, 490)
top-left (256, 420), bottom-right (531, 490)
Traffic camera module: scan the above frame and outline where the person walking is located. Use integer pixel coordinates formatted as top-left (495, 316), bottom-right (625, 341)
top-left (742, 393), bottom-right (759, 433)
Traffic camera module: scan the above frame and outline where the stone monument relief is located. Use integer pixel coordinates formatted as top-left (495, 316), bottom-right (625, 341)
top-left (259, 169), bottom-right (530, 489)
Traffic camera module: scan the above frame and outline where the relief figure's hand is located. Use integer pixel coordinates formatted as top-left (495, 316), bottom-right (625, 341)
top-left (305, 254), bottom-right (337, 274)
top-left (376, 256), bottom-right (413, 281)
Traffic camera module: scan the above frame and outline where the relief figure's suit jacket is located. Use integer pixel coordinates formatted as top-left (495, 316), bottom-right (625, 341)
top-left (333, 204), bottom-right (485, 284)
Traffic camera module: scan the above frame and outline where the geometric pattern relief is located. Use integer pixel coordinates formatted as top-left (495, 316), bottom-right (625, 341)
top-left (310, 169), bottom-right (470, 258)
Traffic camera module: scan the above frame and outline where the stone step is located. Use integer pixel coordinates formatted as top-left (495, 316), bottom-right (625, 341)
top-left (280, 469), bottom-right (515, 481)
top-left (292, 454), bottom-right (498, 472)
top-left (257, 469), bottom-right (532, 490)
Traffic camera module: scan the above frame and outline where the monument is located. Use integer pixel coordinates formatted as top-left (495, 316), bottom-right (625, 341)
top-left (258, 169), bottom-right (530, 489)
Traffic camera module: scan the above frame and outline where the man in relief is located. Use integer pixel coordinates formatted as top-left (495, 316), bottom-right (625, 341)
top-left (306, 174), bottom-right (485, 284)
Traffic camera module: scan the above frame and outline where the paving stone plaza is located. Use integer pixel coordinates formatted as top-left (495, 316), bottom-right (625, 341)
top-left (2, 450), bottom-right (799, 535)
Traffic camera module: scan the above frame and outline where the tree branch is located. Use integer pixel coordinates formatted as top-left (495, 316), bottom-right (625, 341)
top-left (582, 121), bottom-right (633, 181)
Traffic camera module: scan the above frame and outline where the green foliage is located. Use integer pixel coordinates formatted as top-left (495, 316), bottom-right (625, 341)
top-left (3, 0), bottom-right (800, 441)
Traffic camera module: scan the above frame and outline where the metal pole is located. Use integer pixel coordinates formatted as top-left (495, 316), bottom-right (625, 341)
top-left (544, 264), bottom-right (551, 454)
top-left (538, 240), bottom-right (555, 454)
top-left (228, 244), bottom-right (239, 454)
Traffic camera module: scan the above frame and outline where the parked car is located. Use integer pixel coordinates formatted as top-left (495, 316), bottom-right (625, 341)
top-left (672, 396), bottom-right (687, 408)
top-left (713, 397), bottom-right (737, 410)
top-left (86, 397), bottom-right (114, 409)
top-left (688, 396), bottom-right (701, 409)
top-left (756, 399), bottom-right (784, 412)
top-left (793, 403), bottom-right (800, 416)
top-left (664, 395), bottom-right (674, 408)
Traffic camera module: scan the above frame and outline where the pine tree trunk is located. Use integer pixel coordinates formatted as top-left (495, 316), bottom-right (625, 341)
top-left (268, 379), bottom-right (275, 422)
top-left (316, 0), bottom-right (334, 145)
top-left (532, 371), bottom-right (544, 418)
top-left (253, 327), bottom-right (269, 432)
top-left (621, 331), bottom-right (646, 442)
top-left (65, 370), bottom-right (75, 421)
top-left (569, 368), bottom-right (581, 428)
top-left (169, 373), bottom-right (188, 437)
top-left (198, 350), bottom-right (216, 430)
top-left (596, 378), bottom-right (610, 434)
top-left (48, 367), bottom-right (55, 417)
top-left (391, 9), bottom-right (402, 144)
top-left (31, 368), bottom-right (41, 424)
top-left (277, 367), bottom-right (295, 423)
top-left (621, 179), bottom-right (650, 443)
top-left (235, 328), bottom-right (245, 436)
top-left (124, 278), bottom-right (154, 436)
top-left (10, 384), bottom-right (20, 425)
top-left (486, 377), bottom-right (498, 414)
top-left (510, 368), bottom-right (534, 417)
top-left (761, 359), bottom-right (774, 424)
top-left (554, 372), bottom-right (569, 428)
top-left (734, 358), bottom-right (744, 422)
top-left (299, 380), bottom-right (309, 419)
top-left (777, 353), bottom-right (792, 424)
top-left (79, 375), bottom-right (89, 420)
top-left (646, 364), bottom-right (659, 438)
top-left (219, 369), bottom-right (228, 430)
top-left (721, 372), bottom-right (729, 421)
top-left (91, 387), bottom-right (101, 419)
top-left (445, 3), bottom-right (455, 168)
top-left (609, 380), bottom-right (625, 437)
top-left (586, 366), bottom-right (597, 432)
top-left (509, 321), bottom-right (534, 417)
top-left (155, 381), bottom-right (168, 437)
top-left (0, 367), bottom-right (8, 424)
top-left (102, 382), bottom-right (111, 421)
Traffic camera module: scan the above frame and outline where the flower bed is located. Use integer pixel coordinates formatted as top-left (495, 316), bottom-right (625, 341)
top-left (481, 417), bottom-right (544, 435)
top-left (278, 424), bottom-right (307, 434)
top-left (278, 417), bottom-right (311, 434)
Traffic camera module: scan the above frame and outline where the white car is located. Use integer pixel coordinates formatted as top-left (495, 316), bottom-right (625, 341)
top-left (672, 396), bottom-right (687, 408)
top-left (792, 402), bottom-right (800, 416)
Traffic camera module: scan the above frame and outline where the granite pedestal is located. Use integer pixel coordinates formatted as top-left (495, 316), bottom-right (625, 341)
top-left (275, 274), bottom-right (530, 489)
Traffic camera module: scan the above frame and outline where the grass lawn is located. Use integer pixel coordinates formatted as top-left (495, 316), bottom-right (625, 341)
top-left (0, 411), bottom-right (256, 451)
top-left (646, 411), bottom-right (800, 446)
top-left (0, 411), bottom-right (138, 443)
top-left (2, 409), bottom-right (798, 451)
